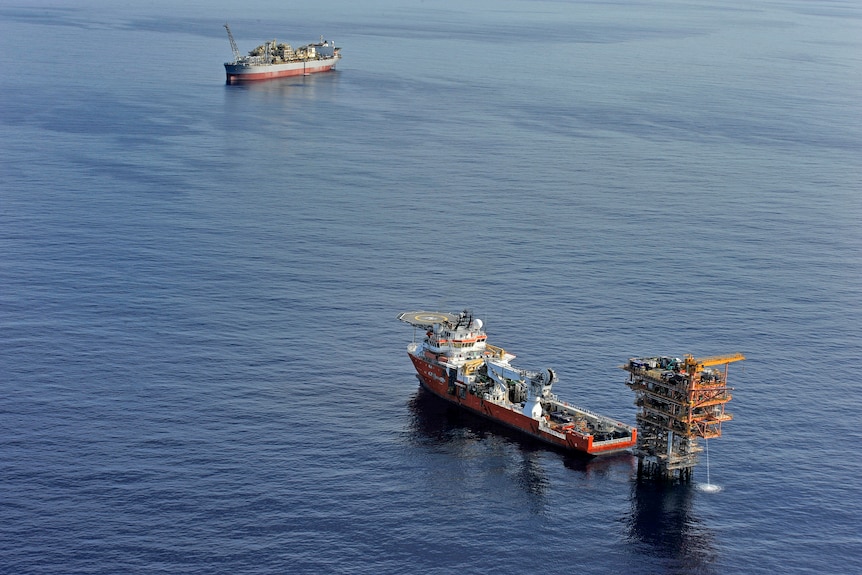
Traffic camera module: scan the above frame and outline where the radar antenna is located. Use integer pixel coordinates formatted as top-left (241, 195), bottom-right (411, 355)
top-left (224, 24), bottom-right (241, 61)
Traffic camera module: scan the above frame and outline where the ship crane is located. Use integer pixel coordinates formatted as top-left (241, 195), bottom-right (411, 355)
top-left (224, 23), bottom-right (241, 62)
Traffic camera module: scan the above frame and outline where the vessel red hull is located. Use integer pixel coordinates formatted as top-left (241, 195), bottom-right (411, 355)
top-left (408, 354), bottom-right (636, 456)
top-left (225, 65), bottom-right (335, 84)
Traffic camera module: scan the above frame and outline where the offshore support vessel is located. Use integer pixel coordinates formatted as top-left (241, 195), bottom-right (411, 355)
top-left (398, 310), bottom-right (637, 456)
top-left (223, 24), bottom-right (341, 84)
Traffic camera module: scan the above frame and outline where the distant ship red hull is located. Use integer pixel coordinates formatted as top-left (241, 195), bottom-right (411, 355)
top-left (224, 58), bottom-right (339, 83)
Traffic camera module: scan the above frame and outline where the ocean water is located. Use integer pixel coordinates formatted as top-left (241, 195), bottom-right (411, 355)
top-left (1, 0), bottom-right (860, 573)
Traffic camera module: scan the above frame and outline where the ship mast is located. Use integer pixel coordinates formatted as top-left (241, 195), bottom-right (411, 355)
top-left (224, 23), bottom-right (241, 61)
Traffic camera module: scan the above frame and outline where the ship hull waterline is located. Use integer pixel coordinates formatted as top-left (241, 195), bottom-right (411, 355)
top-left (224, 57), bottom-right (339, 83)
top-left (408, 353), bottom-right (636, 456)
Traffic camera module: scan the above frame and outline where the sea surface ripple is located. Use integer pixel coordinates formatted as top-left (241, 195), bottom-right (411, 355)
top-left (1, 1), bottom-right (860, 574)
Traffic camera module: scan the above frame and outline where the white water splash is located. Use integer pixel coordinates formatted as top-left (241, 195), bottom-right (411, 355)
top-left (698, 438), bottom-right (723, 492)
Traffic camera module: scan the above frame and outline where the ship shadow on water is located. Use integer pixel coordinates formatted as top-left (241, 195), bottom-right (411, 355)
top-left (405, 385), bottom-right (634, 482)
top-left (223, 71), bottom-right (341, 99)
top-left (625, 480), bottom-right (718, 574)
top-left (408, 381), bottom-right (719, 572)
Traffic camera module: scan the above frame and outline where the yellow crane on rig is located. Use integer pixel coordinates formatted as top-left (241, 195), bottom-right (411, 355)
top-left (684, 352), bottom-right (745, 371)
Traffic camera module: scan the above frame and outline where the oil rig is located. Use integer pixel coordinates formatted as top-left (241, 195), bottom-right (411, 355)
top-left (623, 353), bottom-right (744, 481)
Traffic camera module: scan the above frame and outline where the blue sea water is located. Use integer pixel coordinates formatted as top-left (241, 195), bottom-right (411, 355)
top-left (1, 0), bottom-right (860, 573)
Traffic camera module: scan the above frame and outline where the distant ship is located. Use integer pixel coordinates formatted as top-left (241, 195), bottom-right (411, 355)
top-left (223, 24), bottom-right (341, 84)
top-left (398, 310), bottom-right (637, 456)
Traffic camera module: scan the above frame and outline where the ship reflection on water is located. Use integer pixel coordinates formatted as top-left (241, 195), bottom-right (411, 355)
top-left (626, 481), bottom-right (718, 573)
top-left (406, 386), bottom-right (552, 512)
top-left (223, 70), bottom-right (341, 105)
top-left (406, 387), bottom-right (633, 486)
top-left (408, 387), bottom-right (716, 572)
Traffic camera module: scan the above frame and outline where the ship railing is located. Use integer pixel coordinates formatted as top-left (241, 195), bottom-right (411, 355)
top-left (593, 435), bottom-right (635, 446)
top-left (547, 399), bottom-right (631, 429)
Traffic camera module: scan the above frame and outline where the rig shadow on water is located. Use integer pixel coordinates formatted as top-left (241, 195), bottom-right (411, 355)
top-left (625, 480), bottom-right (718, 574)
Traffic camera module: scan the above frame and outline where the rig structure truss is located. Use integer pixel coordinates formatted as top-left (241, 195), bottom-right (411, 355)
top-left (623, 353), bottom-right (744, 481)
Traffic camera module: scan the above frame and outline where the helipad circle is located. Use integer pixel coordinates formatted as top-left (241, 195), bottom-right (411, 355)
top-left (399, 311), bottom-right (458, 326)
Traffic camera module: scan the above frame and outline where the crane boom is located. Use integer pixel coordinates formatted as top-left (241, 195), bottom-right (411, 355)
top-left (692, 353), bottom-right (746, 367)
top-left (224, 23), bottom-right (241, 61)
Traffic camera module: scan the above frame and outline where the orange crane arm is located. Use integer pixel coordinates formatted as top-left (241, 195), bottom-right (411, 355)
top-left (684, 353), bottom-right (746, 372)
top-left (696, 353), bottom-right (746, 367)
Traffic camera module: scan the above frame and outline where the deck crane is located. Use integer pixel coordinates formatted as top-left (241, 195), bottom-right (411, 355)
top-left (224, 24), bottom-right (241, 62)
